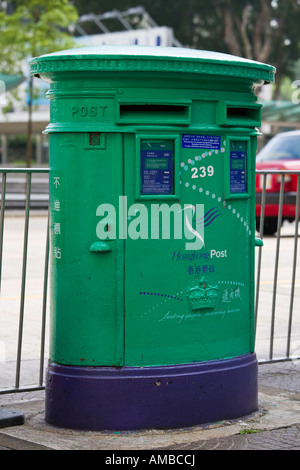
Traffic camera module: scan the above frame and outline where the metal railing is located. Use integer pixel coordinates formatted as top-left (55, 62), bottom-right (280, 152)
top-left (255, 169), bottom-right (300, 364)
top-left (0, 168), bottom-right (49, 393)
top-left (0, 167), bottom-right (299, 393)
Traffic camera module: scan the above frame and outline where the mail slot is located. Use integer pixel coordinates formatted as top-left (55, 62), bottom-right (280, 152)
top-left (30, 45), bottom-right (275, 431)
top-left (118, 102), bottom-right (191, 124)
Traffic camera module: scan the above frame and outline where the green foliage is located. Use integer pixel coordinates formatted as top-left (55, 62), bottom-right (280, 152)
top-left (74, 0), bottom-right (300, 84)
top-left (279, 77), bottom-right (295, 101)
top-left (239, 427), bottom-right (262, 435)
top-left (0, 0), bottom-right (78, 74)
top-left (0, 1), bottom-right (79, 166)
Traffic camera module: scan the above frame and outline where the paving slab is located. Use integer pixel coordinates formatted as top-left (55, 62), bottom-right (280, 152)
top-left (0, 362), bottom-right (299, 450)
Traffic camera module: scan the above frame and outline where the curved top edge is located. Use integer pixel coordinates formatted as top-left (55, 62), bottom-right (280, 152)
top-left (29, 45), bottom-right (275, 82)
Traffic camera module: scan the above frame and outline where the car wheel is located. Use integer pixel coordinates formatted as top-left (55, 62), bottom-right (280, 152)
top-left (256, 216), bottom-right (279, 236)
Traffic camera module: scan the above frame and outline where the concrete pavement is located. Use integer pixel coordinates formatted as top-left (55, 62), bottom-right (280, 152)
top-left (0, 360), bottom-right (300, 450)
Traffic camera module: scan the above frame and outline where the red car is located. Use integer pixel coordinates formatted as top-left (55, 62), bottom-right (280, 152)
top-left (256, 130), bottom-right (300, 235)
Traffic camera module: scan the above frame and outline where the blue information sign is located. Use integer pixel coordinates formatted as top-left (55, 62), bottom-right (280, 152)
top-left (141, 140), bottom-right (174, 195)
top-left (230, 141), bottom-right (247, 194)
top-left (182, 134), bottom-right (221, 150)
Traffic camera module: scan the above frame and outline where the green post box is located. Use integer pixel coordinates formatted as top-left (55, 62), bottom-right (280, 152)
top-left (30, 46), bottom-right (275, 431)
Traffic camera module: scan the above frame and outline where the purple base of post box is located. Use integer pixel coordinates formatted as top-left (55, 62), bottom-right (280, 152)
top-left (45, 353), bottom-right (258, 431)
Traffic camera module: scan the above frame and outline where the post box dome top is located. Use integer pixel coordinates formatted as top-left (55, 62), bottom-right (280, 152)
top-left (30, 45), bottom-right (275, 84)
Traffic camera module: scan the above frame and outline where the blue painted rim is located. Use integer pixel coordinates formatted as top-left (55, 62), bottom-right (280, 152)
top-left (45, 353), bottom-right (258, 431)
